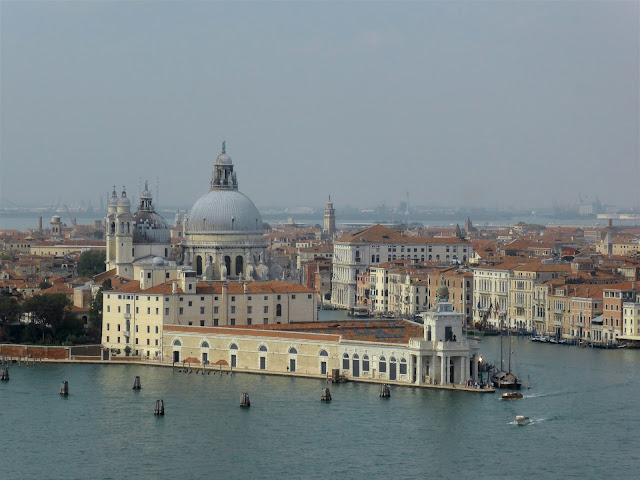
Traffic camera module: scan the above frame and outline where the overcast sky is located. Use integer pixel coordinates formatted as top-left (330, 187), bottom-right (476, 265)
top-left (1, 1), bottom-right (638, 211)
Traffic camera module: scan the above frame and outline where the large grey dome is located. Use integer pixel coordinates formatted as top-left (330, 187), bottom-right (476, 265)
top-left (186, 190), bottom-right (263, 234)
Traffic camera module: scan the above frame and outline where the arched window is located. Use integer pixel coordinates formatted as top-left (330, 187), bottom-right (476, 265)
top-left (224, 256), bottom-right (231, 275)
top-left (342, 353), bottom-right (349, 370)
top-left (276, 304), bottom-right (282, 317)
top-left (362, 355), bottom-right (370, 372)
top-left (353, 353), bottom-right (359, 359)
top-left (379, 355), bottom-right (386, 373)
top-left (173, 339), bottom-right (182, 347)
top-left (201, 341), bottom-right (210, 348)
top-left (288, 347), bottom-right (298, 354)
top-left (110, 222), bottom-right (115, 234)
top-left (259, 345), bottom-right (267, 352)
top-left (319, 350), bottom-right (328, 357)
top-left (399, 358), bottom-right (407, 375)
top-left (230, 343), bottom-right (238, 350)
top-left (235, 255), bottom-right (243, 276)
top-left (196, 256), bottom-right (203, 276)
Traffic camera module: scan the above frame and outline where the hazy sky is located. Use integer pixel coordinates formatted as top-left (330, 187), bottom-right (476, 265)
top-left (1, 1), bottom-right (638, 211)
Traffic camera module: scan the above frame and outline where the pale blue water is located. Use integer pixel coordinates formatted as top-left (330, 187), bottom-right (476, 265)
top-left (1, 336), bottom-right (638, 480)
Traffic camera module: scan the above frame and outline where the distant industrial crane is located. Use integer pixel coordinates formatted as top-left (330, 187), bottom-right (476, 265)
top-left (64, 204), bottom-right (77, 227)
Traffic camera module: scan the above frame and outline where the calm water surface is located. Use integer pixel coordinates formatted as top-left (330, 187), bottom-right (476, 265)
top-left (1, 336), bottom-right (638, 480)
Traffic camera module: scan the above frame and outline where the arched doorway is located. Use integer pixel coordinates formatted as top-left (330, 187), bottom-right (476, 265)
top-left (224, 256), bottom-right (231, 276)
top-left (235, 255), bottom-right (243, 276)
top-left (196, 256), bottom-right (203, 276)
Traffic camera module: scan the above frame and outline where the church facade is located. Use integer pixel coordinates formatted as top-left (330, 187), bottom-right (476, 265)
top-left (105, 143), bottom-right (271, 282)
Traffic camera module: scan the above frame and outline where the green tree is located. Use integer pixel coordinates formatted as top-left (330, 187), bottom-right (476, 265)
top-left (0, 297), bottom-right (21, 341)
top-left (38, 279), bottom-right (53, 290)
top-left (88, 289), bottom-right (103, 329)
top-left (77, 250), bottom-right (106, 277)
top-left (21, 294), bottom-right (71, 339)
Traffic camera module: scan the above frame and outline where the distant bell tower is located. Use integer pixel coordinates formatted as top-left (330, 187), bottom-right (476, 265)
top-left (323, 195), bottom-right (336, 239)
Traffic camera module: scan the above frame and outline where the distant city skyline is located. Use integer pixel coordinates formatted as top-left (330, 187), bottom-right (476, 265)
top-left (1, 2), bottom-right (638, 210)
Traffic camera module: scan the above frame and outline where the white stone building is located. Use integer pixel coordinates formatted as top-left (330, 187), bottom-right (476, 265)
top-left (332, 224), bottom-right (472, 309)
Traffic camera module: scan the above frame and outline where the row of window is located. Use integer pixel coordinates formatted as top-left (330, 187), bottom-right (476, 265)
top-left (110, 294), bottom-right (311, 302)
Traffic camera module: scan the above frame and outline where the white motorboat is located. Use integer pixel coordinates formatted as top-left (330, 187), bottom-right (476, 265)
top-left (515, 415), bottom-right (530, 426)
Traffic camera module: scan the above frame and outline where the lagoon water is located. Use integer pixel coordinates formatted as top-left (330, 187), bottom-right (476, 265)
top-left (1, 334), bottom-right (638, 480)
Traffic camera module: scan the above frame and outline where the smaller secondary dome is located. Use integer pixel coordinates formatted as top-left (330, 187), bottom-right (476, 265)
top-left (216, 152), bottom-right (232, 166)
top-left (117, 189), bottom-right (131, 207)
top-left (152, 256), bottom-right (165, 266)
top-left (215, 140), bottom-right (232, 165)
top-left (109, 187), bottom-right (119, 206)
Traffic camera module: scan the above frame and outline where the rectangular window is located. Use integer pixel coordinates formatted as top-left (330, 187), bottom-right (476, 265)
top-left (106, 336), bottom-right (109, 342)
top-left (264, 296), bottom-right (268, 301)
top-left (155, 339), bottom-right (158, 346)
top-left (107, 323), bottom-right (110, 331)
top-left (292, 295), bottom-right (296, 300)
top-left (264, 306), bottom-right (268, 313)
top-left (363, 359), bottom-right (370, 371)
top-left (147, 307), bottom-right (150, 314)
top-left (399, 362), bottom-right (407, 375)
top-left (135, 325), bottom-right (138, 333)
top-left (308, 294), bottom-right (312, 299)
top-left (155, 326), bottom-right (158, 334)
top-left (230, 318), bottom-right (235, 326)
top-left (155, 308), bottom-right (159, 314)
top-left (247, 318), bottom-right (252, 325)
top-left (231, 296), bottom-right (235, 302)
top-left (135, 338), bottom-right (138, 344)
top-left (201, 297), bottom-right (205, 301)
top-left (117, 337), bottom-right (120, 343)
top-left (146, 339), bottom-right (150, 345)
top-left (248, 296), bottom-right (252, 301)
top-left (117, 324), bottom-right (121, 331)
top-left (147, 326), bottom-right (150, 333)
top-left (264, 318), bottom-right (268, 324)
top-left (214, 319), bottom-right (219, 326)
top-left (200, 320), bottom-right (205, 326)
top-left (188, 301), bottom-right (192, 306)
top-left (379, 361), bottom-right (386, 373)
top-left (107, 306), bottom-right (110, 312)
top-left (247, 306), bottom-right (252, 314)
top-left (214, 306), bottom-right (219, 314)
top-left (179, 307), bottom-right (184, 315)
top-left (231, 306), bottom-right (236, 314)
top-left (165, 308), bottom-right (169, 315)
top-left (135, 307), bottom-right (138, 314)
top-left (200, 307), bottom-right (205, 314)
top-left (117, 306), bottom-right (121, 313)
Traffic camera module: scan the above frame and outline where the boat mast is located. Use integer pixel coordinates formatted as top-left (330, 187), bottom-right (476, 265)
top-left (500, 316), bottom-right (504, 370)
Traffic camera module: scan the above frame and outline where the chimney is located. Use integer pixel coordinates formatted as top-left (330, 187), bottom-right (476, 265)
top-left (172, 281), bottom-right (177, 294)
top-left (243, 282), bottom-right (248, 294)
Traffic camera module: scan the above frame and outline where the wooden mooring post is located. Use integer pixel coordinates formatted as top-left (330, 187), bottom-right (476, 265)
top-left (321, 388), bottom-right (332, 402)
top-left (154, 399), bottom-right (165, 415)
top-left (60, 381), bottom-right (69, 395)
top-left (240, 393), bottom-right (251, 407)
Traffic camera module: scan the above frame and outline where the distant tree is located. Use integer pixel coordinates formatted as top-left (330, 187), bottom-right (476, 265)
top-left (102, 278), bottom-right (112, 291)
top-left (21, 294), bottom-right (71, 338)
top-left (38, 279), bottom-right (53, 290)
top-left (0, 297), bottom-right (20, 326)
top-left (88, 289), bottom-right (103, 329)
top-left (77, 250), bottom-right (106, 277)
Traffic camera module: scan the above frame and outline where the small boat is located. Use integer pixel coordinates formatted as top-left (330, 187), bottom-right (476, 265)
top-left (502, 392), bottom-right (523, 400)
top-left (515, 415), bottom-right (530, 426)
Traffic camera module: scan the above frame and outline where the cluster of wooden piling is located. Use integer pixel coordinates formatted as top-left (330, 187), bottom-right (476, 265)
top-left (60, 381), bottom-right (69, 395)
top-left (1, 367), bottom-right (9, 381)
top-left (240, 393), bottom-right (251, 407)
top-left (154, 399), bottom-right (164, 415)
top-left (133, 376), bottom-right (141, 390)
top-left (321, 388), bottom-right (332, 402)
top-left (380, 384), bottom-right (391, 398)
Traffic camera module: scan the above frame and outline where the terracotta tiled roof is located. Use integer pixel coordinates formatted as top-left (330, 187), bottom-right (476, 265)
top-left (337, 224), bottom-right (469, 245)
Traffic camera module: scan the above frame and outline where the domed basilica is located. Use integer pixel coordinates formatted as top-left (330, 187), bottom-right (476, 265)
top-left (183, 142), bottom-right (269, 281)
top-left (106, 143), bottom-right (271, 281)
